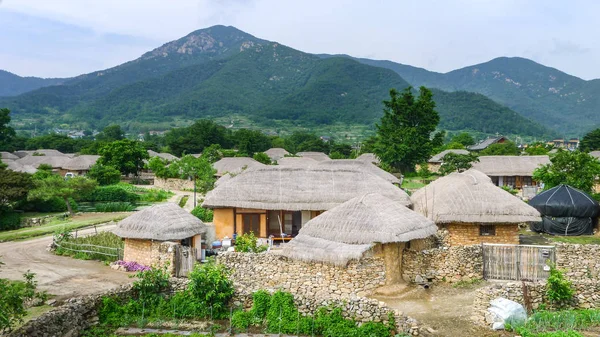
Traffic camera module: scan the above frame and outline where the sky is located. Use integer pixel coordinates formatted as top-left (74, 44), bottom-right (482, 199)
top-left (1, 0), bottom-right (599, 79)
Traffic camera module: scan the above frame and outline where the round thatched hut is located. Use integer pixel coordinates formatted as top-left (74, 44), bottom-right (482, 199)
top-left (114, 203), bottom-right (206, 269)
top-left (410, 169), bottom-right (541, 245)
top-left (281, 193), bottom-right (436, 284)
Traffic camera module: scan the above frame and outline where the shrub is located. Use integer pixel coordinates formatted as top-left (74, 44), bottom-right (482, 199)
top-left (546, 265), bottom-right (575, 305)
top-left (235, 232), bottom-right (267, 253)
top-left (132, 267), bottom-right (170, 304)
top-left (94, 202), bottom-right (136, 212)
top-left (187, 259), bottom-right (234, 319)
top-left (87, 164), bottom-right (121, 186)
top-left (0, 211), bottom-right (21, 231)
top-left (0, 271), bottom-right (44, 332)
top-left (84, 186), bottom-right (139, 203)
top-left (231, 310), bottom-right (253, 331)
top-left (21, 197), bottom-right (78, 212)
top-left (191, 206), bottom-right (213, 222)
top-left (138, 189), bottom-right (171, 202)
top-left (114, 261), bottom-right (150, 272)
top-left (253, 152), bottom-right (272, 165)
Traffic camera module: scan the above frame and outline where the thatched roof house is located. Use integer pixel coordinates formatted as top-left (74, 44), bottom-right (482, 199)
top-left (468, 136), bottom-right (508, 151)
top-left (59, 155), bottom-right (100, 175)
top-left (203, 166), bottom-right (411, 240)
top-left (147, 150), bottom-right (179, 162)
top-left (14, 149), bottom-right (67, 158)
top-left (6, 160), bottom-right (37, 174)
top-left (1, 152), bottom-right (19, 160)
top-left (281, 193), bottom-right (436, 282)
top-left (315, 159), bottom-right (399, 184)
top-left (264, 148), bottom-right (289, 161)
top-left (297, 151), bottom-right (331, 162)
top-left (471, 155), bottom-right (549, 188)
top-left (16, 155), bottom-right (71, 170)
top-left (212, 157), bottom-right (266, 177)
top-left (356, 153), bottom-right (380, 165)
top-left (277, 156), bottom-right (318, 167)
top-left (429, 149), bottom-right (470, 163)
top-left (411, 169), bottom-right (540, 245)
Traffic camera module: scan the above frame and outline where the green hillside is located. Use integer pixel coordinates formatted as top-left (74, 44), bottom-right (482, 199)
top-left (0, 70), bottom-right (67, 97)
top-left (0, 26), bottom-right (555, 139)
top-left (350, 56), bottom-right (599, 136)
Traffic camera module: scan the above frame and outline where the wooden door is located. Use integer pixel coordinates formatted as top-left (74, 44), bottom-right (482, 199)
top-left (242, 214), bottom-right (260, 236)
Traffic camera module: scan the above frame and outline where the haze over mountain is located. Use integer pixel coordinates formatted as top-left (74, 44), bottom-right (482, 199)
top-left (0, 70), bottom-right (67, 97)
top-left (0, 26), bottom-right (555, 139)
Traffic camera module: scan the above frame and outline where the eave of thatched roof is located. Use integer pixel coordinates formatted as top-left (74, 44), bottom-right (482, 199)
top-left (589, 151), bottom-right (600, 159)
top-left (280, 235), bottom-right (373, 266)
top-left (147, 150), bottom-right (179, 161)
top-left (315, 160), bottom-right (399, 184)
top-left (297, 152), bottom-right (331, 162)
top-left (212, 157), bottom-right (266, 176)
top-left (14, 149), bottom-right (67, 158)
top-left (6, 160), bottom-right (37, 174)
top-left (113, 203), bottom-right (206, 240)
top-left (428, 149), bottom-right (470, 163)
top-left (61, 155), bottom-right (100, 170)
top-left (471, 155), bottom-right (550, 176)
top-left (264, 148), bottom-right (289, 161)
top-left (203, 166), bottom-right (411, 211)
top-left (276, 156), bottom-right (318, 167)
top-left (1, 152), bottom-right (19, 160)
top-left (411, 169), bottom-right (541, 224)
top-left (16, 155), bottom-right (71, 168)
top-left (356, 153), bottom-right (380, 165)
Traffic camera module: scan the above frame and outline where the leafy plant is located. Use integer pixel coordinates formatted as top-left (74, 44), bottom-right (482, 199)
top-left (87, 163), bottom-right (121, 186)
top-left (0, 269), bottom-right (44, 333)
top-left (235, 232), bottom-right (267, 253)
top-left (132, 266), bottom-right (170, 304)
top-left (94, 202), bottom-right (136, 212)
top-left (501, 185), bottom-right (519, 195)
top-left (187, 259), bottom-right (234, 319)
top-left (191, 206), bottom-right (214, 222)
top-left (546, 264), bottom-right (574, 305)
top-left (253, 152), bottom-right (272, 165)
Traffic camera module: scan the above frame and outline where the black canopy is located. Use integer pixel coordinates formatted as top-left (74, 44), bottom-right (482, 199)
top-left (529, 185), bottom-right (600, 218)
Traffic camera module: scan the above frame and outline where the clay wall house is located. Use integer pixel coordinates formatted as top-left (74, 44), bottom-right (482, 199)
top-left (471, 155), bottom-right (549, 189)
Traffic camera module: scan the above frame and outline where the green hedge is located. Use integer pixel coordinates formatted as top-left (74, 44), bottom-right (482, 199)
top-left (0, 211), bottom-right (21, 231)
top-left (82, 186), bottom-right (139, 203)
top-left (20, 197), bottom-right (78, 213)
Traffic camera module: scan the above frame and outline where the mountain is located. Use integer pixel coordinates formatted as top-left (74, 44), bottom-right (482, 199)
top-left (345, 56), bottom-right (599, 136)
top-left (1, 26), bottom-right (555, 139)
top-left (0, 70), bottom-right (67, 97)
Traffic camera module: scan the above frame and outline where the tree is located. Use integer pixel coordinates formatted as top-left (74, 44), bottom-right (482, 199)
top-left (87, 163), bottom-right (121, 186)
top-left (98, 139), bottom-right (149, 176)
top-left (374, 87), bottom-right (440, 172)
top-left (171, 155), bottom-right (216, 194)
top-left (253, 152), bottom-right (272, 165)
top-left (533, 150), bottom-right (600, 193)
top-left (96, 124), bottom-right (125, 142)
top-left (580, 128), bottom-right (600, 152)
top-left (451, 132), bottom-right (475, 147)
top-left (283, 132), bottom-right (329, 153)
top-left (0, 108), bottom-right (16, 151)
top-left (233, 129), bottom-right (271, 156)
top-left (164, 120), bottom-right (231, 156)
top-left (29, 174), bottom-right (97, 214)
top-left (0, 268), bottom-right (40, 332)
top-left (445, 142), bottom-right (466, 150)
top-left (0, 162), bottom-right (32, 227)
top-left (479, 141), bottom-right (520, 156)
top-left (524, 142), bottom-right (551, 155)
top-left (330, 143), bottom-right (353, 158)
top-left (439, 152), bottom-right (480, 175)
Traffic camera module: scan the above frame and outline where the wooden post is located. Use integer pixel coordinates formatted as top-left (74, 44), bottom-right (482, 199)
top-left (383, 242), bottom-right (405, 285)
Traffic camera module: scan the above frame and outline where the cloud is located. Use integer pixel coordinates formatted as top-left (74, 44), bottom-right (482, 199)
top-left (550, 39), bottom-right (591, 55)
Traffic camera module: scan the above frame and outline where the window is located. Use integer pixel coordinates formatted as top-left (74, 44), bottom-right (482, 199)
top-left (242, 214), bottom-right (260, 236)
top-left (503, 176), bottom-right (516, 188)
top-left (522, 176), bottom-right (533, 186)
top-left (479, 225), bottom-right (496, 236)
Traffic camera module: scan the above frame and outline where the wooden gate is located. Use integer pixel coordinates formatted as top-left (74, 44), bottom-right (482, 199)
top-left (174, 245), bottom-right (197, 277)
top-left (482, 244), bottom-right (555, 281)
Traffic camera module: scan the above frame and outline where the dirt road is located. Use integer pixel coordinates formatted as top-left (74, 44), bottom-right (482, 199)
top-left (0, 224), bottom-right (132, 300)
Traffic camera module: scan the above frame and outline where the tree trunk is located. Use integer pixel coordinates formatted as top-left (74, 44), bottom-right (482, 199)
top-left (64, 197), bottom-right (73, 215)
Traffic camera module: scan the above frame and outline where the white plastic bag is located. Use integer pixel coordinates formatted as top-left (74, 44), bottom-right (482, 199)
top-left (487, 297), bottom-right (527, 330)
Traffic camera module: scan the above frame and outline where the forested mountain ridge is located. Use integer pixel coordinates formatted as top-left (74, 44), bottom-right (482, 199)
top-left (0, 70), bottom-right (67, 97)
top-left (1, 26), bottom-right (555, 138)
top-left (336, 55), bottom-right (599, 136)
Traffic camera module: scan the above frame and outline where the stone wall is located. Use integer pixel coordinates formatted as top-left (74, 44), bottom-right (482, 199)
top-left (123, 239), bottom-right (176, 275)
top-left (154, 178), bottom-right (194, 191)
top-left (20, 214), bottom-right (65, 228)
top-left (445, 223), bottom-right (519, 246)
top-left (556, 243), bottom-right (600, 279)
top-left (402, 244), bottom-right (483, 283)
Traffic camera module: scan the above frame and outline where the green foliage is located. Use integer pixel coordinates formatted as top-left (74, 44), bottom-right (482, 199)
top-left (0, 270), bottom-right (44, 333)
top-left (546, 264), bottom-right (575, 305)
top-left (444, 141), bottom-right (466, 149)
top-left (150, 155), bottom-right (216, 194)
top-left (525, 142), bottom-right (552, 155)
top-left (0, 108), bottom-right (16, 151)
top-left (235, 232), bottom-right (267, 253)
top-left (54, 231), bottom-right (124, 262)
top-left (479, 141), bottom-right (520, 155)
top-left (98, 139), bottom-right (149, 176)
top-left (439, 152), bottom-right (479, 175)
top-left (201, 144), bottom-right (224, 163)
top-left (96, 125), bottom-right (124, 142)
top-left (21, 196), bottom-right (78, 213)
top-left (533, 150), bottom-right (600, 194)
top-left (186, 260), bottom-right (235, 319)
top-left (138, 189), bottom-right (172, 202)
top-left (374, 86), bottom-right (440, 172)
top-left (132, 266), bottom-right (171, 304)
top-left (501, 185), bottom-right (519, 195)
top-left (83, 185), bottom-right (140, 203)
top-left (0, 165), bottom-right (32, 210)
top-left (252, 152), bottom-right (272, 164)
top-left (87, 163), bottom-right (121, 186)
top-left (283, 131), bottom-right (330, 154)
top-left (234, 129), bottom-right (271, 156)
top-left (191, 206), bottom-right (214, 222)
top-left (29, 174), bottom-right (97, 214)
top-left (451, 132), bottom-right (475, 147)
top-left (93, 202), bottom-right (136, 212)
top-left (579, 128), bottom-right (600, 152)
top-left (0, 211), bottom-right (21, 231)
top-left (165, 120), bottom-right (232, 157)
top-left (506, 308), bottom-right (600, 337)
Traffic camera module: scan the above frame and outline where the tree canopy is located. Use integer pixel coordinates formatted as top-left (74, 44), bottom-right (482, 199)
top-left (98, 139), bottom-right (149, 176)
top-left (29, 173), bottom-right (97, 214)
top-left (451, 132), bottom-right (475, 147)
top-left (373, 86), bottom-right (440, 172)
top-left (0, 161), bottom-right (32, 212)
top-left (532, 150), bottom-right (600, 194)
top-left (96, 124), bottom-right (125, 142)
top-left (479, 141), bottom-right (520, 156)
top-left (580, 128), bottom-right (600, 152)
top-left (87, 163), bottom-right (121, 186)
top-left (149, 154), bottom-right (216, 194)
top-left (0, 108), bottom-right (16, 151)
top-left (439, 152), bottom-right (480, 175)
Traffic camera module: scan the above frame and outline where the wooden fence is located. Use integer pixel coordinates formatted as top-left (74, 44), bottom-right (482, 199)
top-left (54, 240), bottom-right (123, 261)
top-left (174, 245), bottom-right (197, 277)
top-left (482, 243), bottom-right (555, 281)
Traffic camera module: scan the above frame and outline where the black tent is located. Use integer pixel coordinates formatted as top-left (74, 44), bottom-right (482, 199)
top-left (529, 184), bottom-right (600, 236)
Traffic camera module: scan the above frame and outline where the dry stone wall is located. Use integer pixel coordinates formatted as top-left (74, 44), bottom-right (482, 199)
top-left (556, 243), bottom-right (600, 279)
top-left (402, 245), bottom-right (483, 283)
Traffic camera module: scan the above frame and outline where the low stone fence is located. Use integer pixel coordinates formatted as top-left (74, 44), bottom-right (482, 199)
top-left (556, 243), bottom-right (600, 279)
top-left (402, 245), bottom-right (483, 283)
top-left (154, 178), bottom-right (194, 191)
top-left (472, 280), bottom-right (600, 327)
top-left (20, 214), bottom-right (67, 228)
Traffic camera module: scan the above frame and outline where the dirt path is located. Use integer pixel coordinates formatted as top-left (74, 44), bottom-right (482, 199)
top-left (0, 224), bottom-right (132, 300)
top-left (373, 284), bottom-right (507, 337)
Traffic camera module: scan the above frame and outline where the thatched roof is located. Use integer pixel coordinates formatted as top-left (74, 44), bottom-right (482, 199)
top-left (16, 155), bottom-right (71, 169)
top-left (282, 193), bottom-right (436, 265)
top-left (214, 173), bottom-right (233, 187)
top-left (61, 155), bottom-right (100, 170)
top-left (114, 203), bottom-right (206, 240)
top-left (203, 166), bottom-right (411, 210)
top-left (297, 152), bottom-right (331, 162)
top-left (315, 160), bottom-right (399, 184)
top-left (589, 151), bottom-right (600, 159)
top-left (411, 169), bottom-right (541, 224)
top-left (471, 155), bottom-right (549, 176)
top-left (212, 157), bottom-right (266, 177)
top-left (264, 148), bottom-right (289, 161)
top-left (277, 156), bottom-right (319, 167)
top-left (6, 160), bottom-right (37, 174)
top-left (429, 149), bottom-right (470, 163)
top-left (147, 150), bottom-right (179, 162)
top-left (1, 152), bottom-right (19, 160)
top-left (356, 153), bottom-right (380, 165)
top-left (14, 149), bottom-right (67, 158)
top-left (468, 136), bottom-right (507, 151)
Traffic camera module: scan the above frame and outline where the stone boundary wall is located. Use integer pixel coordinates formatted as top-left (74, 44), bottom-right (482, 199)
top-left (472, 280), bottom-right (600, 327)
top-left (556, 243), bottom-right (600, 279)
top-left (402, 245), bottom-right (483, 283)
top-left (154, 178), bottom-right (194, 191)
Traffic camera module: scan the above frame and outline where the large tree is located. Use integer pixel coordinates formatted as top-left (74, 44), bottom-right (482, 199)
top-left (451, 132), bottom-right (475, 147)
top-left (233, 129), bottom-right (271, 156)
top-left (0, 161), bottom-right (32, 212)
top-left (164, 120), bottom-right (231, 156)
top-left (580, 128), bottom-right (600, 152)
top-left (374, 87), bottom-right (440, 172)
top-left (532, 150), bottom-right (600, 194)
top-left (98, 139), bottom-right (149, 176)
top-left (96, 124), bottom-right (125, 142)
top-left (479, 141), bottom-right (520, 156)
top-left (29, 174), bottom-right (97, 215)
top-left (0, 108), bottom-right (16, 151)
top-left (439, 152), bottom-right (480, 175)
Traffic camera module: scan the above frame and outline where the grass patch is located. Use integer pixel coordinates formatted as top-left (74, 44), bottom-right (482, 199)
top-left (519, 229), bottom-right (600, 245)
top-left (0, 213), bottom-right (130, 242)
top-left (54, 232), bottom-right (124, 262)
top-left (452, 278), bottom-right (484, 288)
top-left (178, 195), bottom-right (189, 208)
top-left (507, 309), bottom-right (600, 337)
